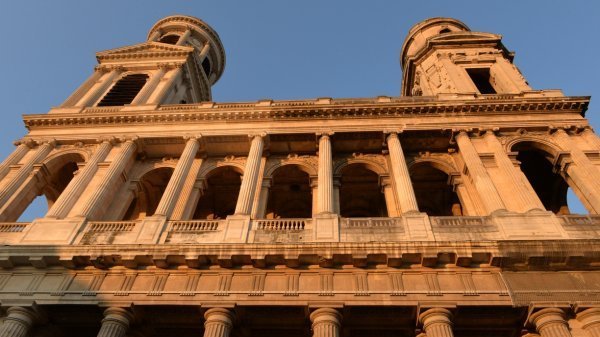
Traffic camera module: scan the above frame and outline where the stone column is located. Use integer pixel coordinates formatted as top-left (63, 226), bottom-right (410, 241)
top-left (580, 127), bottom-right (600, 151)
top-left (170, 159), bottom-right (204, 220)
top-left (386, 132), bottom-right (419, 213)
top-left (234, 135), bottom-right (265, 215)
top-left (176, 29), bottom-right (192, 46)
top-left (147, 66), bottom-right (183, 105)
top-left (203, 308), bottom-right (234, 337)
top-left (0, 140), bottom-right (31, 182)
top-left (199, 42), bottom-right (211, 61)
top-left (317, 133), bottom-right (334, 214)
top-left (455, 131), bottom-right (506, 214)
top-left (148, 30), bottom-right (161, 42)
top-left (153, 136), bottom-right (200, 217)
top-left (577, 308), bottom-right (600, 337)
top-left (130, 68), bottom-right (166, 105)
top-left (332, 177), bottom-right (341, 215)
top-left (0, 140), bottom-right (55, 207)
top-left (75, 138), bottom-right (138, 219)
top-left (381, 177), bottom-right (399, 217)
top-left (554, 128), bottom-right (600, 192)
top-left (419, 308), bottom-right (454, 337)
top-left (0, 307), bottom-right (38, 337)
top-left (311, 177), bottom-right (319, 216)
top-left (97, 307), bottom-right (133, 337)
top-left (76, 68), bottom-right (122, 107)
top-left (484, 130), bottom-right (544, 212)
top-left (46, 139), bottom-right (114, 219)
top-left (529, 308), bottom-right (573, 337)
top-left (255, 179), bottom-right (271, 219)
top-left (310, 308), bottom-right (342, 337)
top-left (60, 69), bottom-right (106, 107)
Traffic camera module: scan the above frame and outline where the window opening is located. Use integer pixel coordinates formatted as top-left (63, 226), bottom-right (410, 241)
top-left (466, 68), bottom-right (496, 94)
top-left (159, 34), bottom-right (180, 45)
top-left (201, 57), bottom-right (212, 77)
top-left (411, 163), bottom-right (462, 216)
top-left (265, 165), bottom-right (312, 219)
top-left (339, 164), bottom-right (387, 217)
top-left (193, 167), bottom-right (241, 219)
top-left (97, 74), bottom-right (149, 107)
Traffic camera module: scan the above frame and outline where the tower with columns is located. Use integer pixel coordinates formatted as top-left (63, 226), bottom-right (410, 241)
top-left (0, 15), bottom-right (599, 337)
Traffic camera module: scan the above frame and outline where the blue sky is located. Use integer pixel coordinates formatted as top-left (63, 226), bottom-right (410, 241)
top-left (0, 1), bottom-right (598, 218)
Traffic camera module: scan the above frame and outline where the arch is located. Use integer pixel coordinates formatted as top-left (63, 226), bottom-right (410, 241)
top-left (158, 34), bottom-right (180, 44)
top-left (339, 163), bottom-right (388, 217)
top-left (407, 156), bottom-right (457, 176)
top-left (509, 139), bottom-right (586, 214)
top-left (97, 73), bottom-right (150, 107)
top-left (192, 166), bottom-right (242, 219)
top-left (409, 160), bottom-right (463, 216)
top-left (10, 151), bottom-right (86, 221)
top-left (333, 156), bottom-right (388, 177)
top-left (264, 164), bottom-right (312, 219)
top-left (265, 158), bottom-right (317, 179)
top-left (122, 167), bottom-right (174, 220)
top-left (198, 160), bottom-right (245, 181)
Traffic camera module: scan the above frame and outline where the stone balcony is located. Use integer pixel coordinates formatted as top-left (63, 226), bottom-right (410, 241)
top-left (1, 212), bottom-right (597, 246)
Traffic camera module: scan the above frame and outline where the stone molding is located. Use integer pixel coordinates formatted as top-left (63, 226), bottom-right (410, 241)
top-left (23, 96), bottom-right (589, 129)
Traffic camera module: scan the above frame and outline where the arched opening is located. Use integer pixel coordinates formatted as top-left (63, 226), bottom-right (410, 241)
top-left (410, 162), bottom-right (462, 216)
top-left (439, 28), bottom-right (451, 34)
top-left (512, 142), bottom-right (580, 214)
top-left (97, 73), bottom-right (149, 107)
top-left (193, 166), bottom-right (242, 219)
top-left (201, 57), bottom-right (212, 77)
top-left (159, 34), bottom-right (180, 45)
top-left (265, 165), bottom-right (312, 219)
top-left (122, 167), bottom-right (174, 220)
top-left (339, 164), bottom-right (387, 217)
top-left (13, 153), bottom-right (84, 222)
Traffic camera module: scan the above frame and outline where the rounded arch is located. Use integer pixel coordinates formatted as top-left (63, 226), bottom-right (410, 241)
top-left (198, 161), bottom-right (245, 181)
top-left (409, 160), bottom-right (463, 216)
top-left (42, 148), bottom-right (89, 167)
top-left (133, 161), bottom-right (178, 182)
top-left (506, 136), bottom-right (564, 158)
top-left (333, 157), bottom-right (387, 177)
top-left (122, 167), bottom-right (174, 220)
top-left (265, 159), bottom-right (317, 179)
top-left (508, 137), bottom-right (581, 214)
top-left (264, 164), bottom-right (312, 219)
top-left (338, 162), bottom-right (388, 218)
top-left (192, 165), bottom-right (242, 220)
top-left (408, 156), bottom-right (457, 176)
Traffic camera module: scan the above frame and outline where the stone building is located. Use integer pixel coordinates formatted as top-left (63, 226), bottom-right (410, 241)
top-left (0, 14), bottom-right (599, 337)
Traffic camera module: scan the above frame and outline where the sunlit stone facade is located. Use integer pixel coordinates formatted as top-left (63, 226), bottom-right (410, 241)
top-left (0, 15), bottom-right (599, 337)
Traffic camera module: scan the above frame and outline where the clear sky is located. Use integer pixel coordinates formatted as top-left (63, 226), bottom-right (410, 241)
top-left (0, 0), bottom-right (598, 218)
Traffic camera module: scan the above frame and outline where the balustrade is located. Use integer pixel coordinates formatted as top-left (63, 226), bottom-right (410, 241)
top-left (168, 220), bottom-right (222, 232)
top-left (341, 217), bottom-right (401, 228)
top-left (254, 218), bottom-right (309, 231)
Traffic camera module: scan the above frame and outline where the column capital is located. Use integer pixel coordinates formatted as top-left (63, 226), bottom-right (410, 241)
top-left (183, 134), bottom-right (203, 142)
top-left (96, 136), bottom-right (118, 145)
top-left (248, 132), bottom-right (267, 140)
top-left (316, 131), bottom-right (334, 138)
top-left (204, 307), bottom-right (235, 327)
top-left (310, 308), bottom-right (342, 327)
top-left (14, 138), bottom-right (36, 148)
top-left (528, 307), bottom-right (568, 331)
top-left (102, 307), bottom-right (134, 328)
top-left (419, 308), bottom-right (453, 329)
top-left (4, 306), bottom-right (40, 327)
top-left (576, 307), bottom-right (600, 330)
top-left (483, 127), bottom-right (500, 136)
top-left (383, 127), bottom-right (405, 136)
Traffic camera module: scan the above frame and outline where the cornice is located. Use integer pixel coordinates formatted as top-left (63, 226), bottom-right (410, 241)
top-left (25, 96), bottom-right (589, 130)
top-left (96, 42), bottom-right (194, 62)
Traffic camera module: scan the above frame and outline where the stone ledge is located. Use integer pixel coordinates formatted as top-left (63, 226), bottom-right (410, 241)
top-left (0, 240), bottom-right (599, 270)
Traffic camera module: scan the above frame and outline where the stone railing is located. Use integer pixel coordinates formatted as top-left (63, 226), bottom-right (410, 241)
top-left (167, 220), bottom-right (222, 232)
top-left (430, 216), bottom-right (491, 227)
top-left (79, 221), bottom-right (138, 245)
top-left (558, 214), bottom-right (600, 227)
top-left (341, 217), bottom-right (402, 228)
top-left (0, 222), bottom-right (30, 233)
top-left (254, 219), bottom-right (309, 231)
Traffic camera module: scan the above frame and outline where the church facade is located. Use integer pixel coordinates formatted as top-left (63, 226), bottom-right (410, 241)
top-left (0, 15), bottom-right (599, 337)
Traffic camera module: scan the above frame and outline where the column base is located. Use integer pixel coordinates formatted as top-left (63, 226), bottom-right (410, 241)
top-left (224, 214), bottom-right (251, 243)
top-left (20, 217), bottom-right (85, 244)
top-left (313, 213), bottom-right (340, 242)
top-left (494, 211), bottom-right (567, 239)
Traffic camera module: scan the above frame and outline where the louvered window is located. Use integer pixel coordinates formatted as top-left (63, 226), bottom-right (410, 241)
top-left (97, 74), bottom-right (149, 106)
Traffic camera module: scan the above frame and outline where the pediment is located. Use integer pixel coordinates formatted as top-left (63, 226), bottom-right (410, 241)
top-left (96, 42), bottom-right (194, 61)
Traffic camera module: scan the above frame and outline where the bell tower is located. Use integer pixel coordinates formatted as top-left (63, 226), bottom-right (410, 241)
top-left (54, 15), bottom-right (225, 113)
top-left (400, 17), bottom-right (551, 98)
